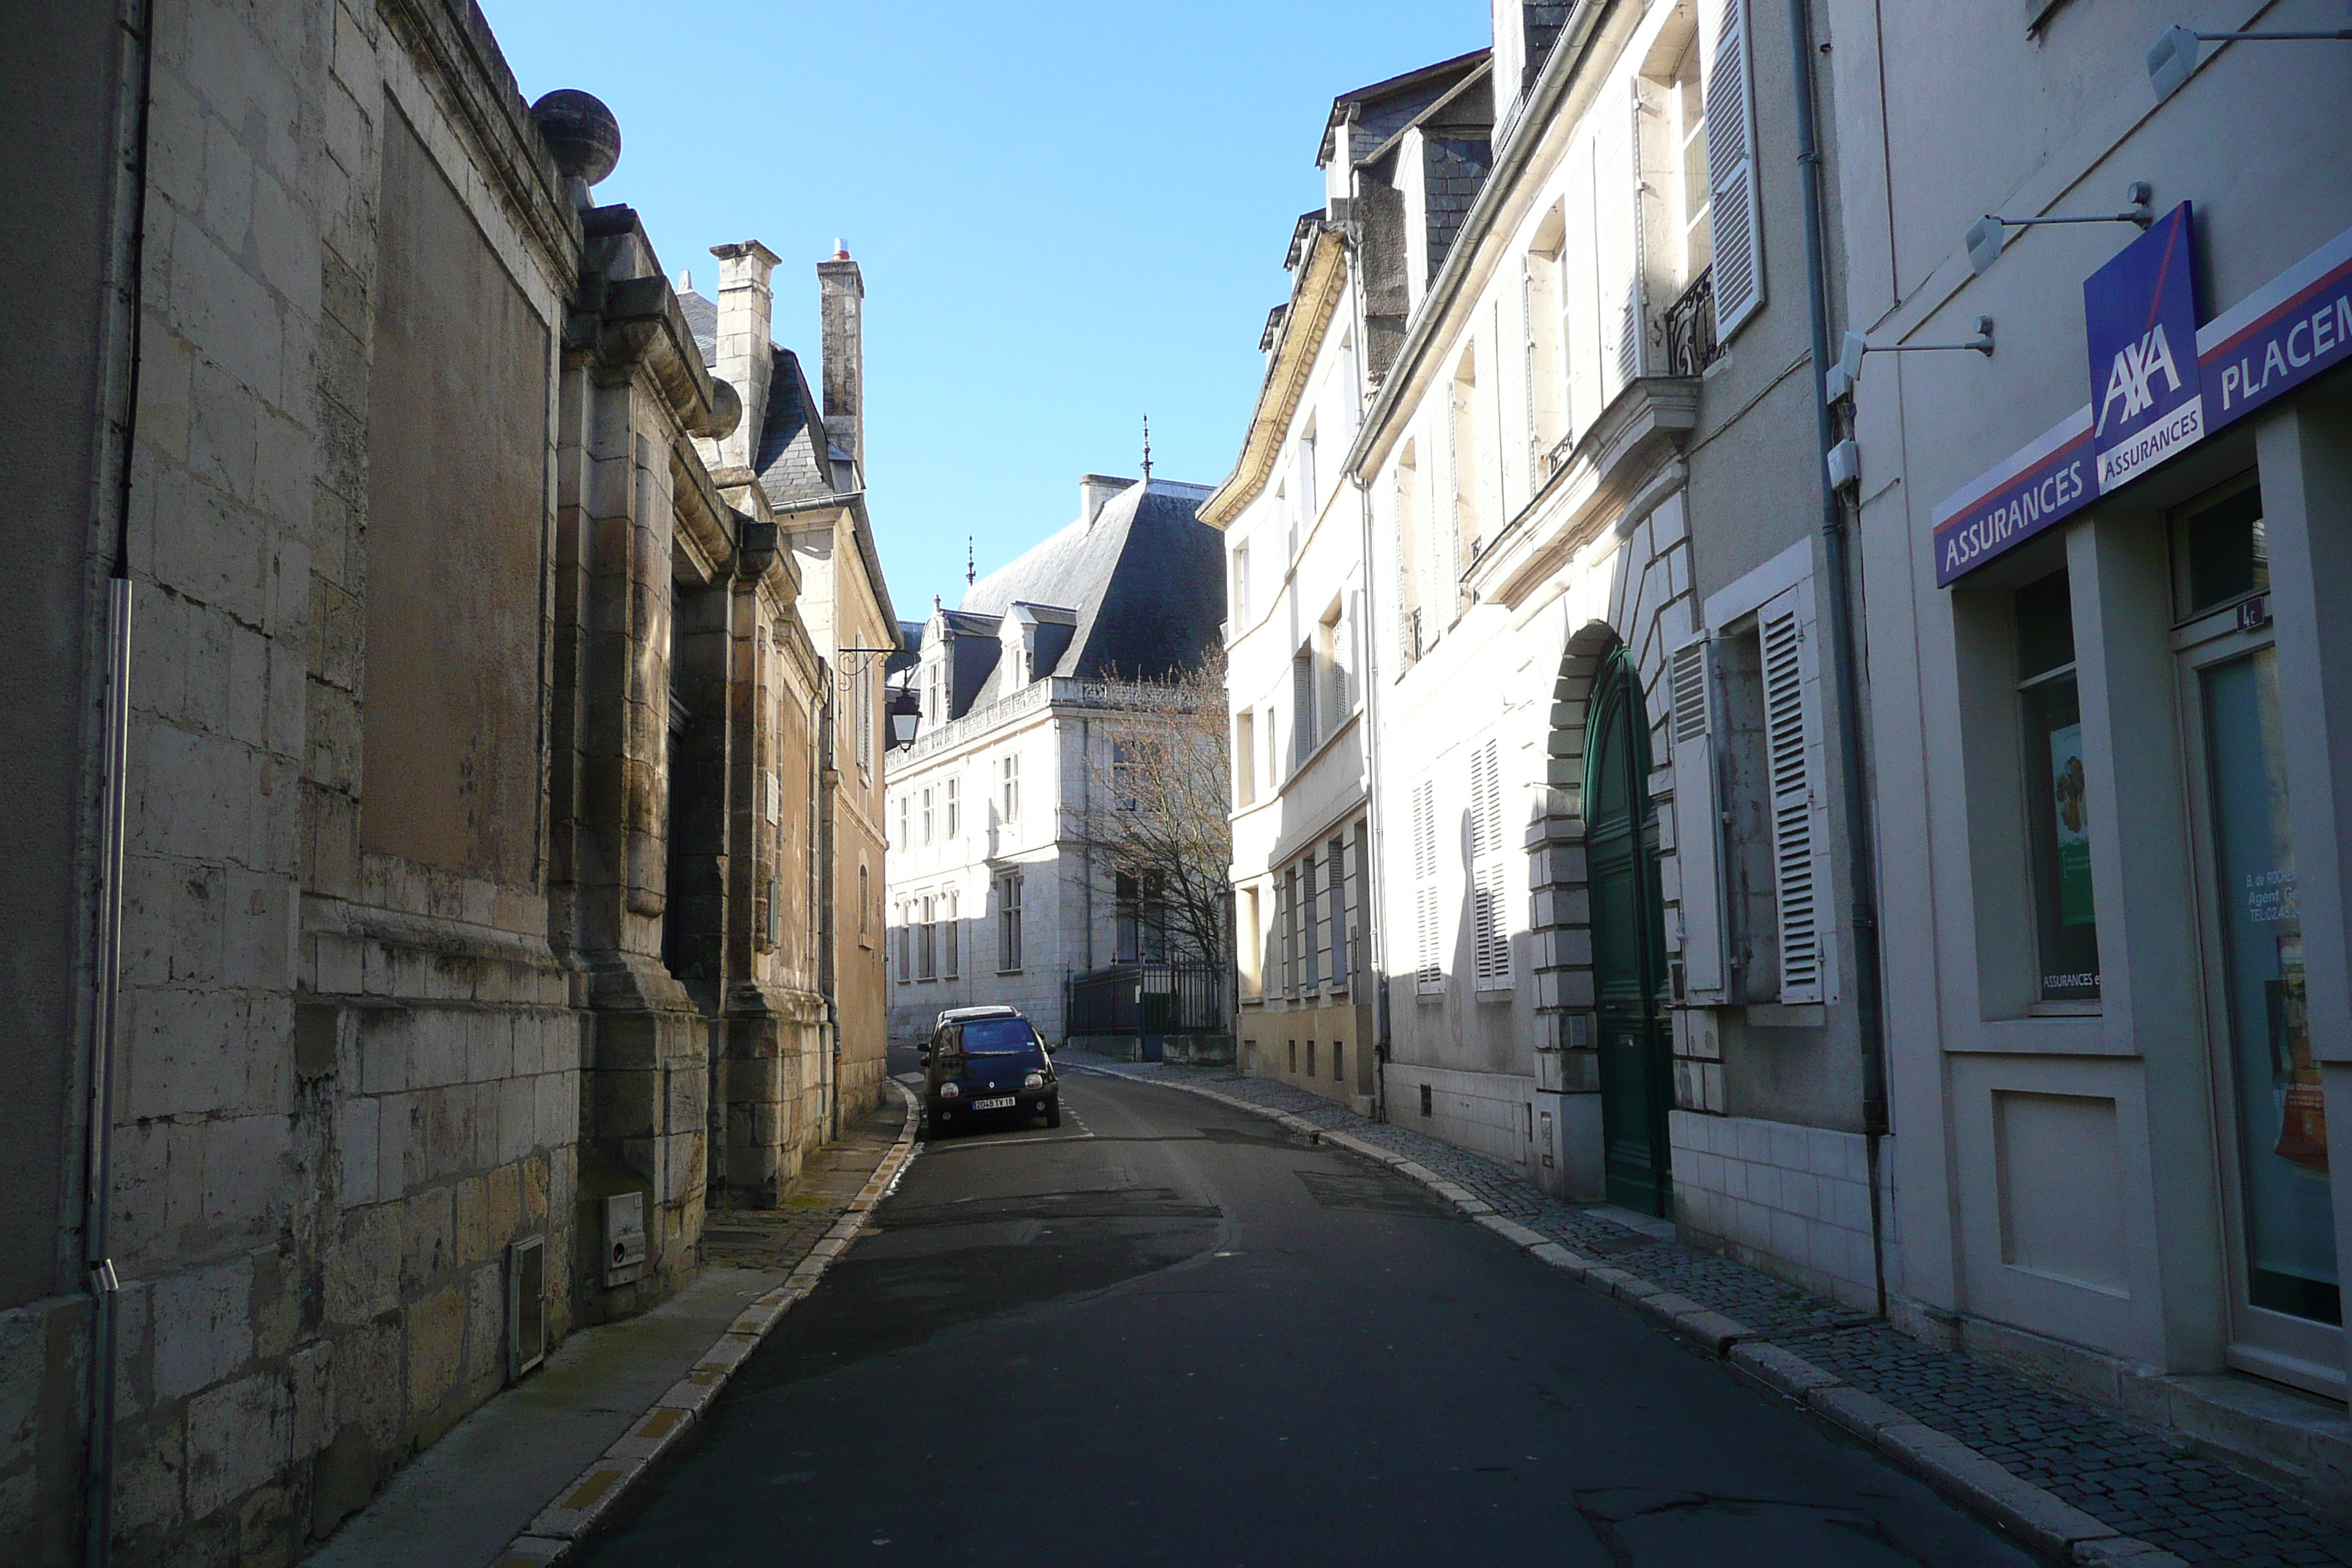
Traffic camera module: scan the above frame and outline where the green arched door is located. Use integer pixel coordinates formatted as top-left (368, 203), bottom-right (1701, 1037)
top-left (1586, 647), bottom-right (1673, 1216)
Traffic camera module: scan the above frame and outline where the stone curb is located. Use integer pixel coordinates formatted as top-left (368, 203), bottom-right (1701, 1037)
top-left (1067, 1061), bottom-right (2190, 1568)
top-left (483, 1082), bottom-right (924, 1568)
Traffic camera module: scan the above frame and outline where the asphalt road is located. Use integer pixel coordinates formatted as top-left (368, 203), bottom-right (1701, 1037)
top-left (573, 1058), bottom-right (2039, 1567)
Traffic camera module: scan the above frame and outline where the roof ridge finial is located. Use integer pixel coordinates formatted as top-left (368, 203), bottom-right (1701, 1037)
top-left (1141, 413), bottom-right (1153, 481)
top-left (966, 535), bottom-right (976, 586)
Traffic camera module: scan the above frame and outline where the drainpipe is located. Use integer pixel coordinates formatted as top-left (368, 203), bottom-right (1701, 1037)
top-left (84, 4), bottom-right (157, 1561)
top-left (1784, 0), bottom-right (1891, 1318)
top-left (818, 694), bottom-right (840, 1142)
top-left (1338, 212), bottom-right (1392, 1125)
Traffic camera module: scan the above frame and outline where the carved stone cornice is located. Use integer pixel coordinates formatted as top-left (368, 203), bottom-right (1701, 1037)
top-left (1472, 374), bottom-right (1699, 610)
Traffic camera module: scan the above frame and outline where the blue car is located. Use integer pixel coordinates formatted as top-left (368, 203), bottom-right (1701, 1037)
top-left (922, 1010), bottom-right (1060, 1138)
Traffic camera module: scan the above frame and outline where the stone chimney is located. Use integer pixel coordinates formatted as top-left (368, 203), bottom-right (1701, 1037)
top-left (1080, 473), bottom-right (1136, 526)
top-left (709, 240), bottom-right (780, 470)
top-left (818, 242), bottom-right (864, 480)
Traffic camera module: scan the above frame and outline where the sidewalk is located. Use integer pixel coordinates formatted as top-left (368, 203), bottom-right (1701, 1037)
top-left (308, 1089), bottom-right (918, 1568)
top-left (1058, 1049), bottom-right (2352, 1568)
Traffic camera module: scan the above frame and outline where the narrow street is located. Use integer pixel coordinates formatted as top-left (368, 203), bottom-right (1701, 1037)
top-left (573, 1060), bottom-right (2034, 1567)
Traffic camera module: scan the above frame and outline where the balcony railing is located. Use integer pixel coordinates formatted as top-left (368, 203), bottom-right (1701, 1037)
top-left (1658, 265), bottom-right (1723, 379)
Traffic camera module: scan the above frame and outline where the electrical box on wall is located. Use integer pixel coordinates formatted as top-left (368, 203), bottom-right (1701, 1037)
top-left (600, 1192), bottom-right (647, 1287)
top-left (508, 1234), bottom-right (546, 1379)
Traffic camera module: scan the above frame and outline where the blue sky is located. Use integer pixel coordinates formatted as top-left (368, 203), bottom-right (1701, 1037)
top-left (479, 0), bottom-right (1486, 624)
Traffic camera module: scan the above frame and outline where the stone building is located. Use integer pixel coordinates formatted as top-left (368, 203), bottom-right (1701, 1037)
top-left (1215, 0), bottom-right (1891, 1313)
top-left (0, 1), bottom-right (893, 1561)
top-left (1196, 56), bottom-right (1496, 1116)
top-left (883, 475), bottom-right (1223, 1046)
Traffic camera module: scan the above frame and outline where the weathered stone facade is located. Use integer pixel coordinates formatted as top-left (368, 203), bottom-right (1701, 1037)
top-left (1, 1), bottom-right (892, 1561)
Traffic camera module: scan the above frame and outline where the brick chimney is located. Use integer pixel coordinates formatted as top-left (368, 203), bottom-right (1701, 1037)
top-left (709, 240), bottom-right (780, 470)
top-left (818, 242), bottom-right (864, 481)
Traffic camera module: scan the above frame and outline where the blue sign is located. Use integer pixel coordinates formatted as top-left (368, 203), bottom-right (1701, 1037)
top-left (2084, 202), bottom-right (2203, 493)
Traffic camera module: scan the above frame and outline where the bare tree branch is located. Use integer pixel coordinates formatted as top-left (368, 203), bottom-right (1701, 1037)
top-left (1066, 647), bottom-right (1232, 965)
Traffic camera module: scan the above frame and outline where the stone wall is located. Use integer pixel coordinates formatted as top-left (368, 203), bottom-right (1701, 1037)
top-left (0, 0), bottom-right (869, 1561)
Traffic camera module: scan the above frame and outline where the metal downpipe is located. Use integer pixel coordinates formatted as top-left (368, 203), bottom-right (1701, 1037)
top-left (1784, 0), bottom-right (1893, 1319)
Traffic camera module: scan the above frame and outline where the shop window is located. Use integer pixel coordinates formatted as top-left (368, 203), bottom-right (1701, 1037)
top-left (2016, 570), bottom-right (2100, 1002)
top-left (2174, 474), bottom-right (2267, 622)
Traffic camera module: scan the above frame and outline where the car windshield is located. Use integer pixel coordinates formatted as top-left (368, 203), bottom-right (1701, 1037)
top-left (956, 1018), bottom-right (1042, 1057)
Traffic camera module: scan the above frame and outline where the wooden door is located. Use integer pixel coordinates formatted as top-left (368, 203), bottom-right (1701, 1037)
top-left (1586, 649), bottom-right (1674, 1216)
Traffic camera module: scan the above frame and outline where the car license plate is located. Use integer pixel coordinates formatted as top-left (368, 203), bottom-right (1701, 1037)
top-left (972, 1096), bottom-right (1017, 1111)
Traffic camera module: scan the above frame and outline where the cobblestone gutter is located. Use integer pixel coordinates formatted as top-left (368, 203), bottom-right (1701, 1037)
top-left (1061, 1052), bottom-right (2352, 1568)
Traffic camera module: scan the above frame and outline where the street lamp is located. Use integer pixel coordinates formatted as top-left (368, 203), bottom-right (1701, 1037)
top-left (2147, 20), bottom-right (2352, 102)
top-left (1823, 318), bottom-right (1996, 405)
top-left (1964, 184), bottom-right (2152, 276)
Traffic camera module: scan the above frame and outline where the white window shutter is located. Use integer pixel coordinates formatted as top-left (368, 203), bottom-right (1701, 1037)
top-left (1705, 0), bottom-right (1765, 337)
top-left (1412, 780), bottom-right (1444, 991)
top-left (1469, 740), bottom-right (1512, 989)
top-left (1760, 598), bottom-right (1825, 1003)
top-left (1667, 636), bottom-right (1727, 998)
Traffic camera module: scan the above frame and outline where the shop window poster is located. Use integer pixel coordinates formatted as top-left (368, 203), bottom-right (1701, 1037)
top-left (2048, 722), bottom-right (2094, 926)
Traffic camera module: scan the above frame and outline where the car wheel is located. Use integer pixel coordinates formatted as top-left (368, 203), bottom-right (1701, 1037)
top-left (1044, 1098), bottom-right (1062, 1129)
top-left (928, 1112), bottom-right (954, 1141)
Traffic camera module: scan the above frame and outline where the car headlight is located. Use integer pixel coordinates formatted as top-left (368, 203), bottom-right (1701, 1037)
top-left (938, 1082), bottom-right (961, 1098)
top-left (1023, 1071), bottom-right (1044, 1088)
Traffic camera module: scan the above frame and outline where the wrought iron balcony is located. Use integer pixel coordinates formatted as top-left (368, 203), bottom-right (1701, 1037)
top-left (1659, 265), bottom-right (1723, 378)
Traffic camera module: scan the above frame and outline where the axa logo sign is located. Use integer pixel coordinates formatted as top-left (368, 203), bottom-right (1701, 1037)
top-left (2084, 203), bottom-right (2204, 492)
top-left (2095, 323), bottom-right (2185, 435)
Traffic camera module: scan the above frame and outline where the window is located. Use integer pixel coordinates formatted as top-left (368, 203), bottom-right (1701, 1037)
top-left (1675, 44), bottom-right (1712, 282)
top-left (1333, 1040), bottom-right (1344, 1082)
top-left (1321, 603), bottom-right (1350, 726)
top-left (1470, 739), bottom-right (1512, 989)
top-left (1292, 649), bottom-right (1316, 765)
top-left (1233, 542), bottom-right (1251, 624)
top-left (1236, 711), bottom-right (1257, 805)
top-left (918, 896), bottom-right (937, 980)
top-left (943, 892), bottom-right (960, 979)
top-left (1525, 208), bottom-right (1567, 478)
top-left (1278, 869), bottom-right (1297, 996)
top-left (1327, 833), bottom-right (1351, 986)
top-left (859, 862), bottom-right (870, 935)
top-left (1240, 884), bottom-right (1262, 997)
top-left (1280, 483), bottom-right (1294, 565)
top-left (1115, 872), bottom-right (1142, 964)
top-left (1288, 1039), bottom-right (1297, 1074)
top-left (945, 777), bottom-right (960, 839)
top-left (2172, 473), bottom-right (2266, 621)
top-left (1306, 1039), bottom-right (1317, 1077)
top-left (1398, 441), bottom-right (1424, 663)
top-left (2016, 570), bottom-right (2098, 1002)
top-left (1412, 778), bottom-right (1442, 992)
top-left (921, 787), bottom-right (934, 844)
top-left (897, 795), bottom-right (909, 849)
top-left (854, 666), bottom-right (873, 776)
top-left (1703, 0), bottom-right (1764, 335)
top-left (997, 871), bottom-right (1024, 972)
top-left (1112, 742), bottom-right (1138, 810)
top-left (1301, 853), bottom-right (1321, 989)
top-left (1001, 754), bottom-right (1020, 823)
top-left (1450, 345), bottom-right (1483, 582)
top-left (1300, 424), bottom-right (1319, 527)
top-left (894, 906), bottom-right (911, 981)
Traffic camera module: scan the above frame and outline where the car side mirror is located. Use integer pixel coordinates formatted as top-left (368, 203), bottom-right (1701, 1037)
top-left (918, 1047), bottom-right (932, 1064)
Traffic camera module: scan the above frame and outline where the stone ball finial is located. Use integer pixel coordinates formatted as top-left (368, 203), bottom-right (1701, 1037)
top-left (530, 89), bottom-right (621, 189)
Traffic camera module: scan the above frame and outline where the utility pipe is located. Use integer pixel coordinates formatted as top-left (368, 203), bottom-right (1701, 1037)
top-left (1784, 0), bottom-right (1892, 1318)
top-left (86, 1), bottom-right (157, 1559)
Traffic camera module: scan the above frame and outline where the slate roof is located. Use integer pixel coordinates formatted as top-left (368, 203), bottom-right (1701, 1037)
top-left (679, 287), bottom-right (717, 363)
top-left (1523, 2), bottom-right (1575, 81)
top-left (1423, 135), bottom-right (1495, 279)
top-left (754, 347), bottom-right (836, 508)
top-left (949, 478), bottom-right (1223, 712)
top-left (1322, 49), bottom-right (1490, 168)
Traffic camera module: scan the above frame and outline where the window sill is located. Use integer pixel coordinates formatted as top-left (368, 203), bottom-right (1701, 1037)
top-left (995, 968), bottom-right (1023, 977)
top-left (1474, 982), bottom-right (1516, 1000)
